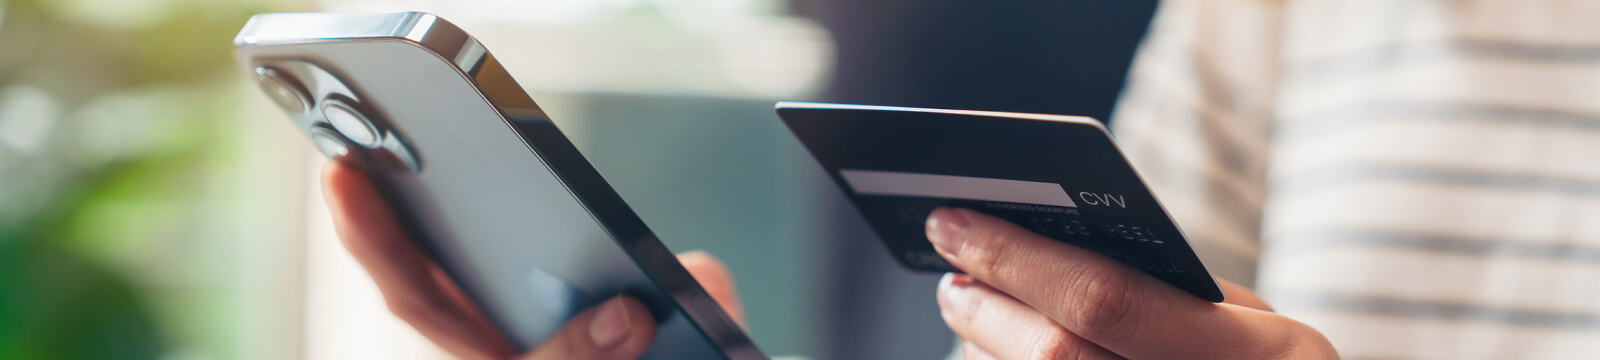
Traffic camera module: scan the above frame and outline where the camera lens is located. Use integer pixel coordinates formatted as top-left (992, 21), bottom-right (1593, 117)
top-left (254, 67), bottom-right (310, 114)
top-left (307, 126), bottom-right (353, 159)
top-left (321, 99), bottom-right (382, 148)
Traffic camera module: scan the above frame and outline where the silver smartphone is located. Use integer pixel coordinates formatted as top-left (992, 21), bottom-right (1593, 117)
top-left (233, 12), bottom-right (764, 359)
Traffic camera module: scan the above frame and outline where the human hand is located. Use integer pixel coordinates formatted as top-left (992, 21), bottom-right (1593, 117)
top-left (925, 208), bottom-right (1337, 359)
top-left (322, 163), bottom-right (746, 360)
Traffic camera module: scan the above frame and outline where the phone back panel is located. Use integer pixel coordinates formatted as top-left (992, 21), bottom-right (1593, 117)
top-left (234, 12), bottom-right (761, 359)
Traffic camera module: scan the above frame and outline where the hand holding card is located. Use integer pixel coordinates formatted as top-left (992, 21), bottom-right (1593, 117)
top-left (776, 102), bottom-right (1335, 358)
top-left (926, 208), bottom-right (1338, 360)
top-left (778, 102), bottom-right (1223, 302)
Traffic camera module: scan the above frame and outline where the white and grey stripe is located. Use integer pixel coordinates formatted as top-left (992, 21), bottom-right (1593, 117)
top-left (1113, 0), bottom-right (1600, 358)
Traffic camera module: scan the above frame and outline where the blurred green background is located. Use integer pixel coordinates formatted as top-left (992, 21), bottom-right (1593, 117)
top-left (0, 0), bottom-right (296, 359)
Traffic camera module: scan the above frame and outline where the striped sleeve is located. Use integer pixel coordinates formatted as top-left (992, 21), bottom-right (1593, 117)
top-left (1250, 1), bottom-right (1600, 358)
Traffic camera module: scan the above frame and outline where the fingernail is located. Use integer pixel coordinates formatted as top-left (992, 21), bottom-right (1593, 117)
top-left (926, 208), bottom-right (970, 257)
top-left (949, 273), bottom-right (973, 287)
top-left (589, 298), bottom-right (632, 349)
top-left (938, 273), bottom-right (970, 306)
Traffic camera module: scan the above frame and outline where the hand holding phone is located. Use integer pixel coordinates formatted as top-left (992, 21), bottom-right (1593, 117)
top-left (322, 162), bottom-right (746, 360)
top-left (235, 12), bottom-right (762, 359)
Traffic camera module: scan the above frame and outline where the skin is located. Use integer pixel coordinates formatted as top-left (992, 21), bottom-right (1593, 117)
top-left (323, 163), bottom-right (744, 360)
top-left (926, 207), bottom-right (1340, 360)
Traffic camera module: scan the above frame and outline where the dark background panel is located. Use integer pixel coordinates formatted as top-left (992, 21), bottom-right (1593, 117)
top-left (796, 0), bottom-right (1159, 122)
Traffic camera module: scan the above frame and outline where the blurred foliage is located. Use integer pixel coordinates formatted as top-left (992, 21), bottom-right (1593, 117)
top-left (0, 0), bottom-right (299, 359)
top-left (0, 241), bottom-right (163, 359)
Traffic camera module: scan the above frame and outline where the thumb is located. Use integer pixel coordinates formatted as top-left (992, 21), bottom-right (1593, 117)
top-left (520, 296), bottom-right (657, 360)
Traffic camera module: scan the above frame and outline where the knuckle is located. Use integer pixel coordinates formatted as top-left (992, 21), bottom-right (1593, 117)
top-left (962, 224), bottom-right (1025, 277)
top-left (937, 301), bottom-right (964, 331)
top-left (1029, 328), bottom-right (1083, 360)
top-left (384, 295), bottom-right (441, 325)
top-left (943, 292), bottom-right (984, 331)
top-left (1062, 266), bottom-right (1141, 342)
top-left (1270, 317), bottom-right (1339, 359)
top-left (339, 231), bottom-right (398, 260)
top-left (335, 231), bottom-right (370, 255)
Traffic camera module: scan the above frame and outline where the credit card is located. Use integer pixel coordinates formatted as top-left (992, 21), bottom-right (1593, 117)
top-left (777, 102), bottom-right (1224, 302)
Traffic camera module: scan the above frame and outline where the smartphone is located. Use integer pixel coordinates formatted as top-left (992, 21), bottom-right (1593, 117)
top-left (234, 12), bottom-right (765, 359)
top-left (777, 102), bottom-right (1225, 302)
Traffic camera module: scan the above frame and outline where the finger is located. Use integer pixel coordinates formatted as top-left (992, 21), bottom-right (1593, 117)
top-left (925, 208), bottom-right (1324, 359)
top-left (677, 250), bottom-right (746, 326)
top-left (938, 274), bottom-right (1122, 360)
top-left (521, 296), bottom-right (658, 360)
top-left (1218, 278), bottom-right (1273, 312)
top-left (960, 340), bottom-right (1000, 360)
top-left (323, 163), bottom-right (516, 360)
top-left (428, 264), bottom-right (508, 334)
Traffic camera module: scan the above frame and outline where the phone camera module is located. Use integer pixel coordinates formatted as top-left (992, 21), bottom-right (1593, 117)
top-left (321, 99), bottom-right (382, 148)
top-left (254, 67), bottom-right (311, 114)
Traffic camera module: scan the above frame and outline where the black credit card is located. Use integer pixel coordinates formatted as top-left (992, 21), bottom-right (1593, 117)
top-left (777, 102), bottom-right (1224, 302)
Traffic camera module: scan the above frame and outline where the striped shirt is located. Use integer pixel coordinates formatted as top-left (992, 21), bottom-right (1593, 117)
top-left (1111, 0), bottom-right (1600, 359)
